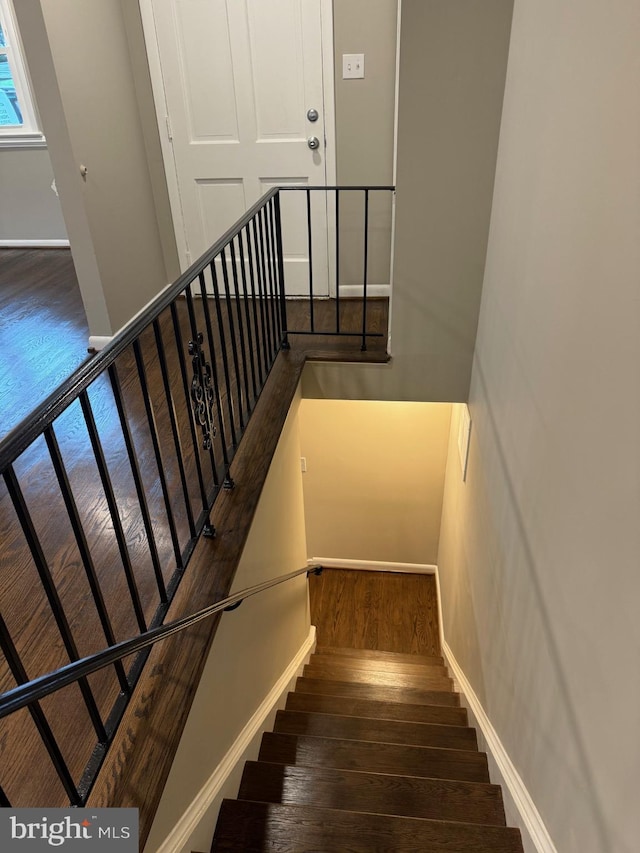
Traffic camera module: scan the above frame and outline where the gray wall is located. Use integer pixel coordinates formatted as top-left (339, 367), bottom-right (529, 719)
top-left (14, 0), bottom-right (179, 337)
top-left (437, 1), bottom-right (640, 850)
top-left (333, 0), bottom-right (397, 288)
top-left (0, 147), bottom-right (67, 241)
top-left (305, 0), bottom-right (514, 402)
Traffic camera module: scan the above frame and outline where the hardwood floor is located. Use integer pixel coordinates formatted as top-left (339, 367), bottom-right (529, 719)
top-left (0, 249), bottom-right (390, 826)
top-left (0, 249), bottom-right (89, 440)
top-left (309, 568), bottom-right (441, 656)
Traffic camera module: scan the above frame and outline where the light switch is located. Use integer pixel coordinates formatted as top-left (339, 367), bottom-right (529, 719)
top-left (342, 53), bottom-right (365, 79)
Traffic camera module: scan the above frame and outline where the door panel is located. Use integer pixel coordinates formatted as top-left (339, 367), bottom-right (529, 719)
top-left (152, 0), bottom-right (330, 294)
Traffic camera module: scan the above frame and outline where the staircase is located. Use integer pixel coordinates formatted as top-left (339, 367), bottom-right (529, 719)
top-left (212, 645), bottom-right (524, 852)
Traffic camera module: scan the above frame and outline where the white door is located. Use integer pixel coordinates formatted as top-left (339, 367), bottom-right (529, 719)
top-left (148, 0), bottom-right (333, 295)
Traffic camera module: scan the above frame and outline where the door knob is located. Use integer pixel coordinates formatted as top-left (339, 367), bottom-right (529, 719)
top-left (307, 136), bottom-right (320, 150)
top-left (307, 108), bottom-right (319, 122)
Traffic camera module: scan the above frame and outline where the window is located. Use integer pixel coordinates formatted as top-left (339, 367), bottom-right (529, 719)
top-left (0, 0), bottom-right (43, 146)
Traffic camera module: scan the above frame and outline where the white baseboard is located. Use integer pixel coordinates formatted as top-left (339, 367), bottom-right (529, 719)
top-left (153, 625), bottom-right (316, 853)
top-left (0, 239), bottom-right (70, 248)
top-left (87, 279), bottom-right (173, 352)
top-left (308, 557), bottom-right (436, 574)
top-left (443, 640), bottom-right (557, 853)
top-left (337, 283), bottom-right (390, 298)
top-left (88, 335), bottom-right (113, 352)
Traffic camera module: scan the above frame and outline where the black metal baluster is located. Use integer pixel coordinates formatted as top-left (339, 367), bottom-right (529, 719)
top-left (199, 269), bottom-right (230, 480)
top-left (173, 290), bottom-right (215, 503)
top-left (229, 238), bottom-right (252, 418)
top-left (306, 188), bottom-right (315, 333)
top-left (132, 339), bottom-right (183, 570)
top-left (256, 209), bottom-right (275, 360)
top-left (268, 198), bottom-right (284, 346)
top-left (335, 189), bottom-right (341, 334)
top-left (274, 192), bottom-right (289, 348)
top-left (44, 424), bottom-right (133, 692)
top-left (78, 391), bottom-right (147, 633)
top-left (238, 228), bottom-right (259, 402)
top-left (361, 188), bottom-right (370, 351)
top-left (263, 205), bottom-right (279, 357)
top-left (106, 365), bottom-right (168, 607)
top-left (0, 610), bottom-right (81, 804)
top-left (210, 259), bottom-right (239, 449)
top-left (220, 247), bottom-right (245, 430)
top-left (250, 219), bottom-right (269, 384)
top-left (3, 465), bottom-right (108, 743)
top-left (152, 319), bottom-right (196, 539)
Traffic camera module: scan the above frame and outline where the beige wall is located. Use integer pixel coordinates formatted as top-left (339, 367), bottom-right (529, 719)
top-left (145, 385), bottom-right (309, 853)
top-left (333, 0), bottom-right (397, 288)
top-left (14, 0), bottom-right (179, 337)
top-left (437, 2), bottom-right (640, 850)
top-left (299, 399), bottom-right (451, 564)
top-left (0, 148), bottom-right (67, 241)
top-left (305, 0), bottom-right (513, 402)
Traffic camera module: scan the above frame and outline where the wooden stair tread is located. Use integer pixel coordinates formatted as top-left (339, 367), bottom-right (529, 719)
top-left (316, 645), bottom-right (444, 666)
top-left (303, 663), bottom-right (453, 691)
top-left (259, 732), bottom-right (490, 782)
top-left (274, 710), bottom-right (478, 751)
top-left (296, 676), bottom-right (460, 707)
top-left (212, 800), bottom-right (524, 852)
top-left (286, 691), bottom-right (468, 726)
top-left (238, 761), bottom-right (506, 826)
top-left (309, 652), bottom-right (449, 677)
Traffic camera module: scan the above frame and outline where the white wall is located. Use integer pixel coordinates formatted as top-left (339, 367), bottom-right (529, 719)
top-left (437, 3), bottom-right (640, 851)
top-left (0, 148), bottom-right (67, 242)
top-left (300, 399), bottom-right (451, 564)
top-left (144, 385), bottom-right (310, 853)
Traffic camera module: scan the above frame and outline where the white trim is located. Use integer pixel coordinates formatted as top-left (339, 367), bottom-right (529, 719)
top-left (337, 283), bottom-right (391, 298)
top-left (0, 0), bottom-right (41, 138)
top-left (139, 0), bottom-right (190, 269)
top-left (320, 0), bottom-right (337, 189)
top-left (443, 638), bottom-right (557, 853)
top-left (0, 239), bottom-right (69, 248)
top-left (88, 335), bottom-right (113, 353)
top-left (153, 625), bottom-right (317, 853)
top-left (308, 557), bottom-right (436, 575)
top-left (87, 277), bottom-right (174, 351)
top-left (0, 133), bottom-right (46, 149)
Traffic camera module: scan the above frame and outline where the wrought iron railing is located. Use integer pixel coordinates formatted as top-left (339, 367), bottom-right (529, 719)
top-left (0, 185), bottom-right (393, 807)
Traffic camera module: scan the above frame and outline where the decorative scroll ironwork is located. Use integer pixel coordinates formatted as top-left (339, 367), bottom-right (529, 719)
top-left (189, 332), bottom-right (216, 450)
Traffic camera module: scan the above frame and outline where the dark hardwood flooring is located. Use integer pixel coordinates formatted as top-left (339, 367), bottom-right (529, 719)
top-left (0, 249), bottom-right (90, 440)
top-left (0, 249), bottom-right (390, 833)
top-left (309, 568), bottom-right (441, 656)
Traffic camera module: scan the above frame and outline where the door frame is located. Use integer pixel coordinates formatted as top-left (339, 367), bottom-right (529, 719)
top-left (138, 0), bottom-right (337, 273)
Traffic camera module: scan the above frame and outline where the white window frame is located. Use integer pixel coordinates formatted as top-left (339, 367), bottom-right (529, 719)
top-left (0, 0), bottom-right (44, 147)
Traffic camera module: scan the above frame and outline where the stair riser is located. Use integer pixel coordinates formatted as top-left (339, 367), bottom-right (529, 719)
top-left (309, 653), bottom-right (449, 677)
top-left (286, 691), bottom-right (468, 726)
top-left (296, 676), bottom-right (461, 707)
top-left (274, 710), bottom-right (478, 751)
top-left (259, 732), bottom-right (491, 783)
top-left (315, 646), bottom-right (444, 666)
top-left (238, 762), bottom-right (507, 826)
top-left (213, 801), bottom-right (524, 853)
top-left (303, 664), bottom-right (453, 691)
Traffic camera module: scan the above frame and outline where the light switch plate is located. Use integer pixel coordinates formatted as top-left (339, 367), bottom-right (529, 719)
top-left (342, 53), bottom-right (365, 79)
